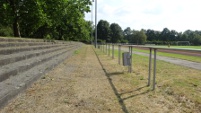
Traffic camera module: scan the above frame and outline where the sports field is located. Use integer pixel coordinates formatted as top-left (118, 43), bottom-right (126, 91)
top-left (170, 46), bottom-right (201, 49)
top-left (145, 45), bottom-right (201, 49)
top-left (131, 45), bottom-right (201, 63)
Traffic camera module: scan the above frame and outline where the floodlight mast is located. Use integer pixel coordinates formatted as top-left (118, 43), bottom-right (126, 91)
top-left (95, 0), bottom-right (97, 48)
top-left (91, 0), bottom-right (97, 48)
top-left (91, 0), bottom-right (94, 44)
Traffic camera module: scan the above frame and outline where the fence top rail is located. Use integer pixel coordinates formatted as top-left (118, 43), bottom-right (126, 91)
top-left (115, 44), bottom-right (201, 52)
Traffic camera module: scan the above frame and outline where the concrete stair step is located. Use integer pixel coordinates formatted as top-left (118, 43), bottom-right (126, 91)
top-left (0, 44), bottom-right (75, 67)
top-left (0, 44), bottom-right (70, 55)
top-left (0, 45), bottom-right (78, 108)
top-left (0, 40), bottom-right (72, 48)
top-left (0, 37), bottom-right (83, 108)
top-left (0, 42), bottom-right (51, 48)
top-left (0, 37), bottom-right (44, 42)
top-left (0, 37), bottom-right (72, 44)
top-left (0, 45), bottom-right (78, 82)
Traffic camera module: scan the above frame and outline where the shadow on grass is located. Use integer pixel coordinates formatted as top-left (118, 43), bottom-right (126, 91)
top-left (119, 86), bottom-right (147, 96)
top-left (93, 48), bottom-right (150, 113)
top-left (107, 72), bottom-right (124, 77)
top-left (122, 89), bottom-right (150, 101)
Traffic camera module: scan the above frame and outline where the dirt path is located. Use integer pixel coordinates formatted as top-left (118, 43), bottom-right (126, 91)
top-left (0, 45), bottom-right (122, 113)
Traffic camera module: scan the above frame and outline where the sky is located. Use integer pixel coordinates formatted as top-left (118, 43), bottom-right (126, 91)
top-left (85, 0), bottom-right (201, 32)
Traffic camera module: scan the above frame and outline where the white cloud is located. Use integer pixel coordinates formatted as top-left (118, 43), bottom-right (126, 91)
top-left (85, 0), bottom-right (201, 32)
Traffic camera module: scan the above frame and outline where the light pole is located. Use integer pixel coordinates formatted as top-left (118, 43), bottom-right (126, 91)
top-left (95, 0), bottom-right (97, 48)
top-left (91, 0), bottom-right (94, 45)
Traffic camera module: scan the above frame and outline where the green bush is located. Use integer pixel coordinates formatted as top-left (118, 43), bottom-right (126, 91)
top-left (0, 25), bottom-right (13, 36)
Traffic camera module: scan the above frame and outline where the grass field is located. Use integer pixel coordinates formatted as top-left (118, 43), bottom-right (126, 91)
top-left (169, 46), bottom-right (201, 49)
top-left (144, 45), bottom-right (201, 49)
top-left (99, 48), bottom-right (201, 112)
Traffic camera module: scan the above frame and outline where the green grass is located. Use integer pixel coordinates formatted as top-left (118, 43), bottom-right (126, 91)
top-left (139, 55), bottom-right (201, 105)
top-left (74, 50), bottom-right (80, 54)
top-left (98, 47), bottom-right (201, 111)
top-left (144, 45), bottom-right (201, 49)
top-left (155, 59), bottom-right (201, 106)
top-left (170, 46), bottom-right (201, 49)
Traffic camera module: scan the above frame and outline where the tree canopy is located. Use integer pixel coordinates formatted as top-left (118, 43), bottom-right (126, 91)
top-left (0, 0), bottom-right (92, 42)
top-left (1, 1), bottom-right (201, 45)
top-left (97, 20), bottom-right (111, 42)
top-left (110, 23), bottom-right (123, 43)
top-left (96, 20), bottom-right (201, 45)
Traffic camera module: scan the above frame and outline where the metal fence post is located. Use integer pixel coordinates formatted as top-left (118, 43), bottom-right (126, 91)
top-left (148, 48), bottom-right (152, 86)
top-left (108, 44), bottom-right (110, 56)
top-left (118, 45), bottom-right (121, 65)
top-left (102, 44), bottom-right (104, 53)
top-left (104, 44), bottom-right (106, 53)
top-left (153, 49), bottom-right (157, 90)
top-left (112, 44), bottom-right (114, 59)
top-left (106, 44), bottom-right (107, 54)
top-left (128, 46), bottom-right (131, 72)
top-left (130, 46), bottom-right (133, 73)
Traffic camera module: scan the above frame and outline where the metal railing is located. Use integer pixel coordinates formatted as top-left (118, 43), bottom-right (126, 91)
top-left (99, 43), bottom-right (201, 90)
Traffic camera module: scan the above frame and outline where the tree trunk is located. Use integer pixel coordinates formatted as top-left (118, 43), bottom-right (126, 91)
top-left (10, 0), bottom-right (21, 37)
top-left (13, 18), bottom-right (21, 37)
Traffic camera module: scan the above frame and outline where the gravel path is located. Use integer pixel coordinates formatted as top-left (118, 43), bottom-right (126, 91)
top-left (0, 45), bottom-right (122, 113)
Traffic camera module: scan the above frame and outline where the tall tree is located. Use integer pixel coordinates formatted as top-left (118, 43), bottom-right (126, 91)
top-left (0, 0), bottom-right (21, 37)
top-left (0, 0), bottom-right (46, 37)
top-left (146, 29), bottom-right (155, 41)
top-left (97, 20), bottom-right (111, 42)
top-left (131, 30), bottom-right (147, 44)
top-left (160, 28), bottom-right (171, 41)
top-left (123, 27), bottom-right (132, 42)
top-left (169, 30), bottom-right (179, 41)
top-left (110, 23), bottom-right (123, 43)
top-left (0, 0), bottom-right (92, 41)
top-left (34, 0), bottom-right (91, 40)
